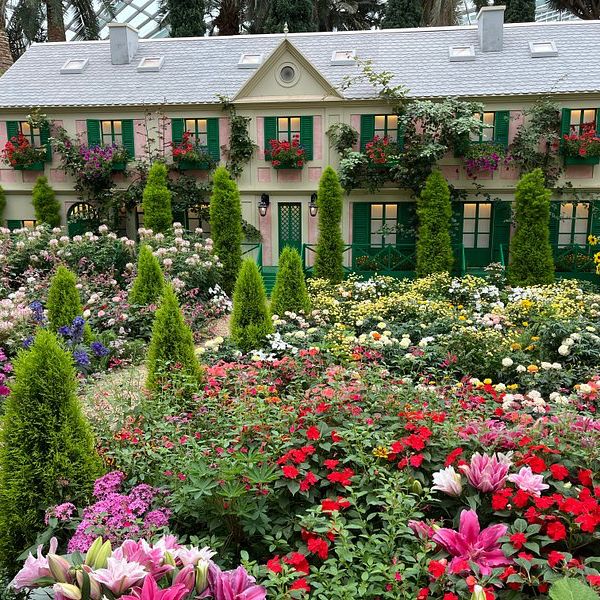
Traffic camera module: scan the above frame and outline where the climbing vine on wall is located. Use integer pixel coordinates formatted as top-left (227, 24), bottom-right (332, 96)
top-left (219, 95), bottom-right (257, 179)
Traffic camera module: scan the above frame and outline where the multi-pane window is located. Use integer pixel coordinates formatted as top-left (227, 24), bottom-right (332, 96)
top-left (569, 109), bottom-right (597, 135)
top-left (370, 203), bottom-right (398, 246)
top-left (277, 117), bottom-right (301, 142)
top-left (463, 203), bottom-right (491, 248)
top-left (558, 203), bottom-right (590, 247)
top-left (185, 119), bottom-right (208, 146)
top-left (18, 121), bottom-right (41, 145)
top-left (470, 112), bottom-right (495, 143)
top-left (374, 115), bottom-right (398, 142)
top-left (101, 120), bottom-right (123, 145)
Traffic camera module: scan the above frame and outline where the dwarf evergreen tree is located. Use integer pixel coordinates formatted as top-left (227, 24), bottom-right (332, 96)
top-left (230, 259), bottom-right (273, 353)
top-left (47, 265), bottom-right (84, 331)
top-left (264, 0), bottom-right (316, 33)
top-left (314, 166), bottom-right (345, 283)
top-left (146, 284), bottom-right (201, 390)
top-left (505, 0), bottom-right (536, 22)
top-left (270, 247), bottom-right (310, 316)
top-left (164, 0), bottom-right (207, 36)
top-left (210, 167), bottom-right (243, 295)
top-left (32, 176), bottom-right (61, 227)
top-left (382, 0), bottom-right (423, 28)
top-left (129, 244), bottom-right (164, 305)
top-left (0, 330), bottom-right (101, 571)
top-left (142, 162), bottom-right (172, 234)
top-left (416, 171), bottom-right (454, 276)
top-left (508, 169), bottom-right (555, 286)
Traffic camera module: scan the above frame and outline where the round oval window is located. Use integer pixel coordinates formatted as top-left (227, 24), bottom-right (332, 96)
top-left (280, 65), bottom-right (296, 83)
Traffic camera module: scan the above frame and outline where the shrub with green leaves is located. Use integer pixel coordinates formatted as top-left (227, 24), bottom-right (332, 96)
top-left (47, 265), bottom-right (84, 331)
top-left (270, 247), bottom-right (310, 316)
top-left (314, 166), bottom-right (344, 283)
top-left (230, 259), bottom-right (273, 353)
top-left (508, 168), bottom-right (555, 286)
top-left (0, 329), bottom-right (101, 571)
top-left (209, 167), bottom-right (243, 295)
top-left (416, 170), bottom-right (454, 276)
top-left (32, 176), bottom-right (61, 228)
top-left (146, 284), bottom-right (202, 390)
top-left (142, 162), bottom-right (172, 234)
top-left (129, 244), bottom-right (164, 305)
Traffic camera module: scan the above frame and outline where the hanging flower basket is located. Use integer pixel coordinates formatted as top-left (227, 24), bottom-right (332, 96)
top-left (2, 134), bottom-right (47, 170)
top-left (171, 132), bottom-right (215, 170)
top-left (562, 125), bottom-right (600, 166)
top-left (463, 142), bottom-right (512, 178)
top-left (364, 136), bottom-right (401, 171)
top-left (269, 136), bottom-right (305, 169)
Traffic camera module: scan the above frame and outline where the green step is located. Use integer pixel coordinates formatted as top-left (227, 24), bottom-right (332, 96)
top-left (261, 266), bottom-right (278, 295)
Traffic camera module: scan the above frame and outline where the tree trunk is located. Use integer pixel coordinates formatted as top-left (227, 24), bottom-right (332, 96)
top-left (46, 0), bottom-right (66, 42)
top-left (0, 11), bottom-right (13, 73)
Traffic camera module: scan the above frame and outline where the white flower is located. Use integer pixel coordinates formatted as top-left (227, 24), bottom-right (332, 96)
top-left (558, 345), bottom-right (570, 356)
top-left (579, 383), bottom-right (593, 394)
top-left (501, 357), bottom-right (513, 368)
top-left (431, 466), bottom-right (463, 497)
top-left (540, 362), bottom-right (552, 370)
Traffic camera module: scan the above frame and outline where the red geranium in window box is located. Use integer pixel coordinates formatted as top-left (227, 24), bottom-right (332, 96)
top-left (562, 124), bottom-right (600, 165)
top-left (170, 131), bottom-right (215, 170)
top-left (364, 135), bottom-right (401, 168)
top-left (2, 133), bottom-right (47, 170)
top-left (269, 135), bottom-right (305, 169)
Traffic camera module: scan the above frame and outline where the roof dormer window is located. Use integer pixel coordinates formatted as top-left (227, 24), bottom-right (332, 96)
top-left (529, 41), bottom-right (558, 57)
top-left (60, 58), bottom-right (89, 74)
top-left (449, 45), bottom-right (475, 62)
top-left (331, 50), bottom-right (356, 65)
top-left (137, 57), bottom-right (164, 72)
top-left (238, 53), bottom-right (263, 68)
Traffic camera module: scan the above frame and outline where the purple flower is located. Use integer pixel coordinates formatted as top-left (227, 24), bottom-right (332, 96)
top-left (73, 349), bottom-right (90, 366)
top-left (507, 467), bottom-right (550, 497)
top-left (91, 341), bottom-right (110, 357)
top-left (94, 471), bottom-right (126, 497)
top-left (459, 452), bottom-right (512, 493)
top-left (200, 563), bottom-right (265, 600)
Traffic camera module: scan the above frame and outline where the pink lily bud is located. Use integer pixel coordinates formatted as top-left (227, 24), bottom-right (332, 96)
top-left (48, 554), bottom-right (71, 583)
top-left (53, 583), bottom-right (81, 600)
top-left (173, 565), bottom-right (194, 592)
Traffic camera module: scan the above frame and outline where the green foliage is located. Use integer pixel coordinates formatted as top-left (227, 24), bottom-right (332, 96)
top-left (129, 244), bottom-right (164, 305)
top-left (549, 578), bottom-right (600, 600)
top-left (164, 0), bottom-right (206, 36)
top-left (0, 185), bottom-right (5, 225)
top-left (314, 166), bottom-right (345, 283)
top-left (270, 247), bottom-right (310, 316)
top-left (146, 284), bottom-right (202, 390)
top-left (0, 329), bottom-right (101, 571)
top-left (32, 176), bottom-right (61, 227)
top-left (504, 0), bottom-right (536, 22)
top-left (264, 0), bottom-right (315, 32)
top-left (326, 123), bottom-right (358, 154)
top-left (209, 166), bottom-right (243, 295)
top-left (230, 259), bottom-right (273, 353)
top-left (142, 162), bottom-right (172, 234)
top-left (47, 265), bottom-right (83, 331)
top-left (219, 97), bottom-right (257, 179)
top-left (416, 171), bottom-right (454, 276)
top-left (382, 0), bottom-right (423, 28)
top-left (509, 169), bottom-right (555, 286)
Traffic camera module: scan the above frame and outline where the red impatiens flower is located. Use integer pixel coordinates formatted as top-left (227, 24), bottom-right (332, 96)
top-left (282, 465), bottom-right (299, 479)
top-left (579, 469), bottom-right (593, 487)
top-left (445, 447), bottom-right (464, 467)
top-left (307, 537), bottom-right (329, 560)
top-left (290, 578), bottom-right (310, 592)
top-left (306, 426), bottom-right (320, 440)
top-left (547, 550), bottom-right (565, 568)
top-left (546, 521), bottom-right (567, 541)
top-left (550, 464), bottom-right (569, 481)
top-left (327, 468), bottom-right (355, 487)
top-left (509, 532), bottom-right (527, 550)
top-left (324, 459), bottom-right (339, 470)
top-left (427, 559), bottom-right (447, 579)
top-left (321, 497), bottom-right (351, 513)
top-left (267, 555), bottom-right (282, 573)
top-left (284, 552), bottom-right (309, 574)
top-left (300, 472), bottom-right (318, 491)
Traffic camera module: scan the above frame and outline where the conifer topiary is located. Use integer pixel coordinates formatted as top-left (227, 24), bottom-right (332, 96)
top-left (47, 265), bottom-right (84, 332)
top-left (210, 166), bottom-right (243, 295)
top-left (230, 259), bottom-right (273, 353)
top-left (146, 284), bottom-right (201, 390)
top-left (0, 329), bottom-right (101, 571)
top-left (416, 171), bottom-right (454, 276)
top-left (314, 166), bottom-right (345, 283)
top-left (142, 162), bottom-right (172, 234)
top-left (129, 244), bottom-right (164, 305)
top-left (32, 176), bottom-right (61, 227)
top-left (270, 247), bottom-right (310, 316)
top-left (508, 168), bottom-right (555, 286)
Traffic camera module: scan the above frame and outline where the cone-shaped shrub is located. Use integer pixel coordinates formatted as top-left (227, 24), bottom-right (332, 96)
top-left (47, 265), bottom-right (84, 331)
top-left (210, 166), bottom-right (243, 295)
top-left (0, 330), bottom-right (101, 571)
top-left (270, 247), bottom-right (310, 316)
top-left (416, 171), bottom-right (454, 276)
top-left (314, 166), bottom-right (344, 283)
top-left (32, 176), bottom-right (61, 227)
top-left (142, 162), bottom-right (172, 234)
top-left (230, 259), bottom-right (273, 353)
top-left (146, 284), bottom-right (201, 390)
top-left (508, 168), bottom-right (555, 286)
top-left (129, 244), bottom-right (164, 305)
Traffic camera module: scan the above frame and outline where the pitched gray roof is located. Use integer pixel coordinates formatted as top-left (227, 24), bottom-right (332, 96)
top-left (0, 21), bottom-right (599, 108)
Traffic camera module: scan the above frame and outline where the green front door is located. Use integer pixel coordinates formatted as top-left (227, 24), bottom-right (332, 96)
top-left (463, 202), bottom-right (492, 267)
top-left (278, 203), bottom-right (302, 256)
top-left (67, 202), bottom-right (99, 237)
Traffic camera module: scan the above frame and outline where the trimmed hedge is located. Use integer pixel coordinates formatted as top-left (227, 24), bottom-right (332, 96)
top-left (142, 162), bottom-right (172, 234)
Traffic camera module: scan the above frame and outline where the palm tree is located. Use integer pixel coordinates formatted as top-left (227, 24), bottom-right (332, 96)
top-left (422, 0), bottom-right (462, 25)
top-left (0, 0), bottom-right (13, 72)
top-left (547, 0), bottom-right (599, 18)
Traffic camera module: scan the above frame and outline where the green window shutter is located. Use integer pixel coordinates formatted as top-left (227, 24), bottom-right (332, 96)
top-left (300, 116), bottom-right (313, 161)
top-left (360, 115), bottom-right (375, 152)
top-left (492, 201), bottom-right (512, 263)
top-left (264, 116), bottom-right (277, 160)
top-left (7, 220), bottom-right (23, 230)
top-left (560, 109), bottom-right (571, 139)
top-left (493, 111), bottom-right (510, 147)
top-left (397, 122), bottom-right (406, 151)
top-left (171, 118), bottom-right (184, 144)
top-left (451, 202), bottom-right (464, 245)
top-left (352, 202), bottom-right (370, 247)
top-left (589, 200), bottom-right (600, 238)
top-left (6, 121), bottom-right (19, 140)
top-left (206, 118), bottom-right (220, 162)
top-left (596, 109), bottom-right (600, 134)
top-left (121, 119), bottom-right (135, 158)
top-left (86, 119), bottom-right (101, 146)
top-left (39, 123), bottom-right (52, 162)
top-left (548, 201), bottom-right (561, 248)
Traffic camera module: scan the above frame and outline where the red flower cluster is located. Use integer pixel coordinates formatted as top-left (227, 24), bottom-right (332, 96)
top-left (268, 135), bottom-right (305, 169)
top-left (2, 133), bottom-right (47, 167)
top-left (562, 124), bottom-right (600, 158)
top-left (364, 135), bottom-right (400, 165)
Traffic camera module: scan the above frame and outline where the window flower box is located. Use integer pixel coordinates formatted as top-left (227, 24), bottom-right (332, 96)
top-left (111, 161), bottom-right (128, 172)
top-left (171, 132), bottom-right (215, 171)
top-left (177, 159), bottom-right (211, 171)
top-left (562, 126), bottom-right (600, 166)
top-left (564, 155), bottom-right (600, 166)
top-left (463, 142), bottom-right (511, 178)
top-left (269, 136), bottom-right (306, 169)
top-left (2, 133), bottom-right (48, 170)
top-left (13, 161), bottom-right (45, 171)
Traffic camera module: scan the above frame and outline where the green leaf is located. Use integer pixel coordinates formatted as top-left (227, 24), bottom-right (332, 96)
top-left (549, 578), bottom-right (600, 600)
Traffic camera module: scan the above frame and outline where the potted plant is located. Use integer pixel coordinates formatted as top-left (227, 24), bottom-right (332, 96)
top-left (171, 131), bottom-right (215, 170)
top-left (269, 135), bottom-right (306, 169)
top-left (562, 124), bottom-right (600, 166)
top-left (2, 133), bottom-right (48, 171)
top-left (364, 136), bottom-right (401, 169)
top-left (463, 142), bottom-right (512, 178)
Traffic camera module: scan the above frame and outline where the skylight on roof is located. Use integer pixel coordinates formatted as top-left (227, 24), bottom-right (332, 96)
top-left (331, 50), bottom-right (356, 65)
top-left (529, 41), bottom-right (558, 58)
top-left (137, 57), bottom-right (164, 72)
top-left (60, 58), bottom-right (89, 74)
top-left (448, 45), bottom-right (475, 62)
top-left (238, 53), bottom-right (263, 69)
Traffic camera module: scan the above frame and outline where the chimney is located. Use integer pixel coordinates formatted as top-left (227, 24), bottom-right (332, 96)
top-left (477, 5), bottom-right (506, 52)
top-left (108, 23), bottom-right (139, 65)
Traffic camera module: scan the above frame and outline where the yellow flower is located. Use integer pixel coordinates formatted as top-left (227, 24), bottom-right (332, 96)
top-left (527, 364), bottom-right (539, 373)
top-left (511, 342), bottom-right (522, 351)
top-left (458, 315), bottom-right (466, 321)
top-left (522, 321), bottom-right (529, 327)
top-left (531, 336), bottom-right (540, 341)
top-left (507, 384), bottom-right (519, 390)
top-left (372, 446), bottom-right (389, 459)
top-left (483, 378), bottom-right (492, 385)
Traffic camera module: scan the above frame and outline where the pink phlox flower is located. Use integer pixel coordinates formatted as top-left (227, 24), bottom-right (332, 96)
top-left (459, 452), bottom-right (512, 493)
top-left (507, 466), bottom-right (550, 497)
top-left (10, 537), bottom-right (58, 590)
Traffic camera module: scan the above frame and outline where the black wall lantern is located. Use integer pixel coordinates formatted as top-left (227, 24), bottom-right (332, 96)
top-left (309, 192), bottom-right (318, 217)
top-left (259, 193), bottom-right (270, 217)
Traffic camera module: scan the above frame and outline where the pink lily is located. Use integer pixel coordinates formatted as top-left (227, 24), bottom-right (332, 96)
top-left (200, 563), bottom-right (265, 600)
top-left (91, 556), bottom-right (147, 595)
top-left (459, 452), bottom-right (512, 493)
top-left (11, 537), bottom-right (58, 590)
top-left (120, 573), bottom-right (189, 600)
top-left (114, 540), bottom-right (173, 580)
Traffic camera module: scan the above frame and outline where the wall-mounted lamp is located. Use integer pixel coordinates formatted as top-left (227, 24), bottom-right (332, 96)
top-left (259, 193), bottom-right (270, 217)
top-left (309, 192), bottom-right (318, 217)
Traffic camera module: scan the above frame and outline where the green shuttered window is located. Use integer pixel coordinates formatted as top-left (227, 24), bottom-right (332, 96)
top-left (470, 111), bottom-right (510, 146)
top-left (264, 116), bottom-right (313, 161)
top-left (171, 117), bottom-right (221, 162)
top-left (6, 120), bottom-right (52, 162)
top-left (86, 119), bottom-right (135, 158)
top-left (360, 114), bottom-right (405, 152)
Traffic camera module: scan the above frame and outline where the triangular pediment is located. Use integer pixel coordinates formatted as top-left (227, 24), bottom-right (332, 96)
top-left (233, 38), bottom-right (343, 103)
